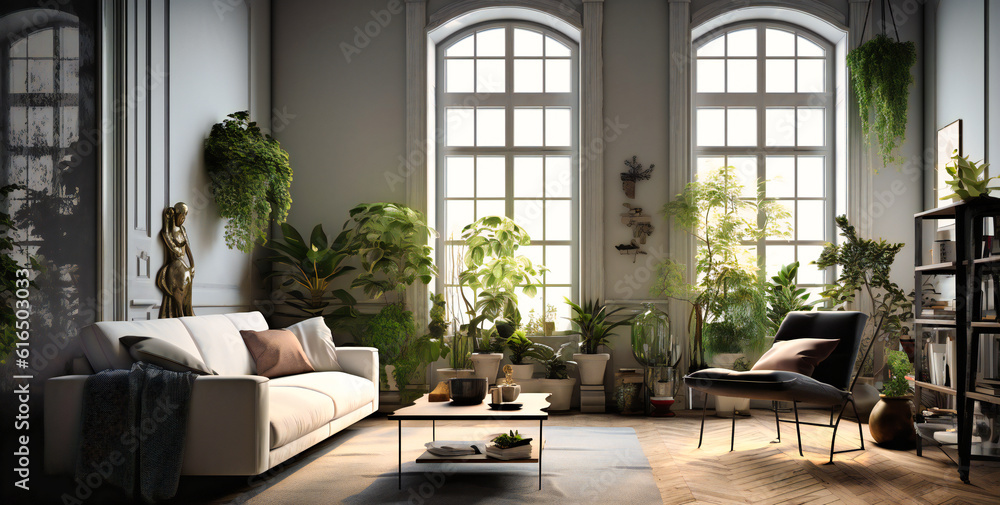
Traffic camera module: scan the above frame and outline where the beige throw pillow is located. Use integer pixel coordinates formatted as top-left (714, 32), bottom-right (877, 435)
top-left (284, 317), bottom-right (342, 371)
top-left (119, 336), bottom-right (216, 375)
top-left (751, 338), bottom-right (840, 376)
top-left (240, 329), bottom-right (316, 378)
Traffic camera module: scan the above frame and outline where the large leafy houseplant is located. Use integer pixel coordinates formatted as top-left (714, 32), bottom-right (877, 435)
top-left (846, 34), bottom-right (916, 167)
top-left (650, 165), bottom-right (790, 369)
top-left (260, 223), bottom-right (357, 328)
top-left (205, 111), bottom-right (292, 253)
top-left (525, 343), bottom-right (572, 379)
top-left (765, 262), bottom-right (817, 333)
top-left (565, 298), bottom-right (634, 354)
top-left (815, 215), bottom-right (912, 387)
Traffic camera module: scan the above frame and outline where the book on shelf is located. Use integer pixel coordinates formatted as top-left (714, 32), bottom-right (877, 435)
top-left (975, 385), bottom-right (1000, 396)
top-left (485, 443), bottom-right (533, 460)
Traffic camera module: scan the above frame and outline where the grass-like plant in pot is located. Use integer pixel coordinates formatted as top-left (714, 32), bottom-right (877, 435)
top-left (650, 165), bottom-right (790, 371)
top-left (204, 111), bottom-right (292, 253)
top-left (868, 350), bottom-right (916, 448)
top-left (565, 298), bottom-right (634, 386)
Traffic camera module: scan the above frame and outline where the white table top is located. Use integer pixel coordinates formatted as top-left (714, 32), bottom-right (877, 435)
top-left (387, 393), bottom-right (551, 420)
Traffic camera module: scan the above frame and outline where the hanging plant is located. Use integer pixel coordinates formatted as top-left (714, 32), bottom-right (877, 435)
top-left (846, 33), bottom-right (916, 168)
top-left (205, 111), bottom-right (293, 253)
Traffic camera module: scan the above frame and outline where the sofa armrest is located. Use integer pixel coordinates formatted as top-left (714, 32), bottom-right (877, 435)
top-left (45, 374), bottom-right (270, 476)
top-left (337, 347), bottom-right (379, 411)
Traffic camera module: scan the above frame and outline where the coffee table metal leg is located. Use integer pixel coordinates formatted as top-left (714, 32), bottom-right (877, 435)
top-left (538, 420), bottom-right (543, 490)
top-left (398, 420), bottom-right (402, 490)
top-left (432, 420), bottom-right (436, 441)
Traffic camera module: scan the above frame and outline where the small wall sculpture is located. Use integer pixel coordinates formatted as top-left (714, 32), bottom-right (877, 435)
top-left (621, 155), bottom-right (654, 199)
top-left (621, 203), bottom-right (654, 244)
top-left (156, 202), bottom-right (195, 318)
top-left (615, 240), bottom-right (647, 263)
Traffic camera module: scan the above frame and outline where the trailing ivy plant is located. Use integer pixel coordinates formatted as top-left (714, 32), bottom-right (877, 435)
top-left (846, 34), bottom-right (917, 168)
top-left (205, 111), bottom-right (293, 253)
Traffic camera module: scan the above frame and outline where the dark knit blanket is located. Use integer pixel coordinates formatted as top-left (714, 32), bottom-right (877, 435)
top-left (76, 362), bottom-right (196, 502)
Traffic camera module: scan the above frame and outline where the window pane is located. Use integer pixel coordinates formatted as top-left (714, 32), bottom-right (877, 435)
top-left (476, 108), bottom-right (505, 146)
top-left (727, 59), bottom-right (756, 93)
top-left (10, 37), bottom-right (26, 57)
top-left (60, 106), bottom-right (78, 147)
top-left (10, 60), bottom-right (27, 93)
top-left (545, 200), bottom-right (572, 240)
top-left (476, 156), bottom-right (506, 197)
top-left (60, 59), bottom-right (79, 93)
top-left (727, 108), bottom-right (756, 147)
top-left (727, 28), bottom-right (757, 57)
top-left (765, 108), bottom-right (795, 146)
top-left (797, 200), bottom-right (825, 241)
top-left (766, 28), bottom-right (795, 56)
top-left (446, 108), bottom-right (474, 146)
top-left (768, 201), bottom-right (793, 240)
top-left (545, 108), bottom-right (572, 146)
top-left (28, 107), bottom-right (53, 146)
top-left (797, 59), bottom-right (825, 93)
top-left (446, 156), bottom-right (474, 197)
top-left (28, 29), bottom-right (53, 57)
top-left (697, 108), bottom-right (725, 146)
top-left (545, 36), bottom-right (571, 57)
top-left (797, 156), bottom-right (825, 198)
top-left (698, 35), bottom-right (725, 57)
top-left (447, 200), bottom-right (474, 239)
top-left (514, 157), bottom-right (544, 197)
top-left (513, 200), bottom-right (544, 241)
top-left (546, 245), bottom-right (572, 284)
top-left (446, 59), bottom-right (473, 92)
top-left (765, 59), bottom-right (795, 93)
top-left (8, 107), bottom-right (27, 145)
top-left (797, 108), bottom-right (824, 146)
top-left (61, 27), bottom-right (79, 58)
top-left (766, 156), bottom-right (795, 197)
top-left (697, 59), bottom-right (725, 93)
top-left (546, 286), bottom-right (573, 330)
top-left (729, 156), bottom-right (758, 198)
top-left (514, 28), bottom-right (543, 56)
top-left (514, 108), bottom-right (544, 146)
top-left (28, 59), bottom-right (54, 93)
top-left (446, 34), bottom-right (474, 57)
top-left (476, 59), bottom-right (505, 93)
top-left (514, 59), bottom-right (543, 92)
top-left (797, 36), bottom-right (825, 57)
top-left (696, 156), bottom-right (726, 180)
top-left (765, 245), bottom-right (796, 279)
top-left (476, 28), bottom-right (505, 57)
top-left (545, 59), bottom-right (571, 92)
top-left (477, 199), bottom-right (506, 220)
top-left (797, 246), bottom-right (826, 284)
top-left (546, 156), bottom-right (572, 197)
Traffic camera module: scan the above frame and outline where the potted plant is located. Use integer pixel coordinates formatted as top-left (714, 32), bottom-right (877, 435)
top-left (765, 262), bottom-right (817, 334)
top-left (526, 342), bottom-right (577, 411)
top-left (204, 111), bottom-right (292, 253)
top-left (565, 298), bottom-right (634, 386)
top-left (505, 330), bottom-right (536, 380)
top-left (868, 350), bottom-right (916, 448)
top-left (940, 153), bottom-right (998, 202)
top-left (470, 327), bottom-right (507, 385)
top-left (714, 357), bottom-right (752, 417)
top-left (259, 222), bottom-right (357, 328)
top-left (846, 34), bottom-right (916, 167)
top-left (542, 304), bottom-right (558, 336)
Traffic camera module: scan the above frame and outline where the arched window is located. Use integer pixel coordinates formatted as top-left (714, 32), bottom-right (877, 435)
top-left (436, 22), bottom-right (579, 329)
top-left (693, 21), bottom-right (836, 291)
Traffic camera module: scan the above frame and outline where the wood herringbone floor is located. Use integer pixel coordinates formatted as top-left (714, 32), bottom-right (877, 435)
top-left (361, 408), bottom-right (1000, 505)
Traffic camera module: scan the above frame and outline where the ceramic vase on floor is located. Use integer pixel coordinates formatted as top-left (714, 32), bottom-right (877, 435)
top-left (573, 353), bottom-right (610, 385)
top-left (868, 395), bottom-right (916, 449)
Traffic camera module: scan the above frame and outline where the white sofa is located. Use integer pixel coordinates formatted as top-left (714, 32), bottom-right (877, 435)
top-left (44, 311), bottom-right (378, 476)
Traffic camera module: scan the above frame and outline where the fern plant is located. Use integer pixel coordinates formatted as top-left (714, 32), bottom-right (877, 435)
top-left (940, 152), bottom-right (999, 201)
top-left (205, 111), bottom-right (292, 253)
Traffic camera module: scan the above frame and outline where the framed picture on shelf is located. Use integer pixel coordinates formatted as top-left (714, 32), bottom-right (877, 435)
top-left (936, 119), bottom-right (963, 228)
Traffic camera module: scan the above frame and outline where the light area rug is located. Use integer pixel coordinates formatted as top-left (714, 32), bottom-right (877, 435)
top-left (232, 425), bottom-right (659, 505)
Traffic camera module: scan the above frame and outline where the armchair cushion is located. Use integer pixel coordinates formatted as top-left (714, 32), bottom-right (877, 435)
top-left (684, 368), bottom-right (850, 406)
top-left (751, 338), bottom-right (840, 376)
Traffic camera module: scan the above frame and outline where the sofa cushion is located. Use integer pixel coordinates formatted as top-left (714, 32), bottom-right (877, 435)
top-left (269, 372), bottom-right (375, 419)
top-left (241, 329), bottom-right (316, 378)
top-left (224, 311), bottom-right (269, 332)
top-left (82, 319), bottom-right (201, 371)
top-left (180, 314), bottom-right (256, 375)
top-left (119, 336), bottom-right (216, 375)
top-left (284, 317), bottom-right (342, 372)
top-left (268, 386), bottom-right (336, 449)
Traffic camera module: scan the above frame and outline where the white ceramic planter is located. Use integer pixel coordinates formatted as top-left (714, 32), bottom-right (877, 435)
top-left (714, 395), bottom-right (750, 418)
top-left (572, 353), bottom-right (610, 385)
top-left (508, 363), bottom-right (535, 381)
top-left (539, 377), bottom-right (577, 411)
top-left (470, 353), bottom-right (503, 385)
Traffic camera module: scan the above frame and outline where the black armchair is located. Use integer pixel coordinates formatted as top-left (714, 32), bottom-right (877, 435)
top-left (684, 311), bottom-right (868, 463)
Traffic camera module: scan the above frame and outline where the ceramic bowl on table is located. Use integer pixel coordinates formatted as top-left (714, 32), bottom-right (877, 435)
top-left (448, 377), bottom-right (488, 405)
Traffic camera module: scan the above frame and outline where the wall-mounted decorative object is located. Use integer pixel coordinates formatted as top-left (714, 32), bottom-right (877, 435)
top-left (621, 203), bottom-right (654, 244)
top-left (156, 202), bottom-right (195, 318)
top-left (615, 240), bottom-right (647, 263)
top-left (621, 156), bottom-right (654, 199)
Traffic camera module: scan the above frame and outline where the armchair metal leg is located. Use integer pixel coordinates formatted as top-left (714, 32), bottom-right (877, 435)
top-left (851, 397), bottom-right (865, 451)
top-left (698, 392), bottom-right (708, 449)
top-left (829, 400), bottom-right (850, 464)
top-left (826, 396), bottom-right (866, 464)
top-left (731, 411), bottom-right (736, 452)
top-left (792, 401), bottom-right (804, 457)
top-left (772, 401), bottom-right (781, 443)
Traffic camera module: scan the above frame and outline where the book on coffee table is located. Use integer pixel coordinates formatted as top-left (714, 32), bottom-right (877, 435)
top-left (486, 443), bottom-right (533, 460)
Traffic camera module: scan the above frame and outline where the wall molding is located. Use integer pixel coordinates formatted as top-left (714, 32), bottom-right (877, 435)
top-left (427, 0), bottom-right (582, 32)
top-left (580, 0), bottom-right (604, 302)
top-left (692, 0), bottom-right (847, 31)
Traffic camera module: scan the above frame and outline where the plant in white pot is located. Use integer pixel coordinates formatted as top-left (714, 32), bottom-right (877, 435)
top-left (470, 328), bottom-right (507, 385)
top-left (565, 298), bottom-right (634, 386)
top-left (505, 330), bottom-right (536, 380)
top-left (526, 342), bottom-right (576, 411)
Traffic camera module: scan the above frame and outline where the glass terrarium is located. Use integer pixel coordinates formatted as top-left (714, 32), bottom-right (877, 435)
top-left (631, 303), bottom-right (680, 414)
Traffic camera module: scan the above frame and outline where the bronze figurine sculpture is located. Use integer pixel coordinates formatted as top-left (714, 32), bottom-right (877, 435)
top-left (156, 202), bottom-right (195, 318)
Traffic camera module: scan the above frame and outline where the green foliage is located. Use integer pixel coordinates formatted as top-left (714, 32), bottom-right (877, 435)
top-left (765, 262), bottom-right (817, 333)
top-left (815, 215), bottom-right (912, 380)
top-left (479, 328), bottom-right (507, 354)
top-left (524, 342), bottom-right (572, 379)
top-left (940, 152), bottom-right (999, 201)
top-left (260, 222), bottom-right (357, 328)
top-left (846, 35), bottom-right (917, 167)
top-left (881, 350), bottom-right (913, 397)
top-left (427, 292), bottom-right (448, 339)
top-left (458, 216), bottom-right (546, 341)
top-left (565, 298), bottom-right (634, 354)
top-left (701, 270), bottom-right (770, 358)
top-left (204, 111), bottom-right (292, 253)
top-left (491, 430), bottom-right (525, 449)
top-left (505, 331), bottom-right (534, 365)
top-left (448, 332), bottom-right (473, 370)
top-left (357, 302), bottom-right (415, 366)
top-left (732, 356), bottom-right (753, 372)
top-left (651, 165), bottom-right (791, 368)
top-left (0, 185), bottom-right (41, 363)
top-left (343, 202), bottom-right (437, 302)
